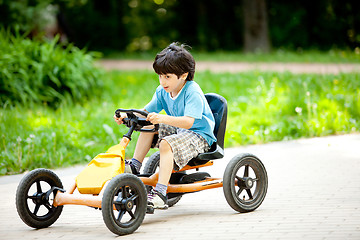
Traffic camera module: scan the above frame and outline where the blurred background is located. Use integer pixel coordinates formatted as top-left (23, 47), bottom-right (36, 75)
top-left (1, 0), bottom-right (359, 53)
top-left (1, 0), bottom-right (360, 175)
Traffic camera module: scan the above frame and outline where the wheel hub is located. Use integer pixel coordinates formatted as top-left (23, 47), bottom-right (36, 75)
top-left (240, 177), bottom-right (254, 189)
top-left (32, 192), bottom-right (47, 205)
top-left (115, 196), bottom-right (135, 211)
top-left (126, 200), bottom-right (134, 211)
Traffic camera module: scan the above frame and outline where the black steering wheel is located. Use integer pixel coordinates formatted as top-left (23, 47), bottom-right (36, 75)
top-left (115, 108), bottom-right (159, 134)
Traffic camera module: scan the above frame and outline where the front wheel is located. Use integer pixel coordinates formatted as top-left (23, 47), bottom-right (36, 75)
top-left (102, 173), bottom-right (147, 236)
top-left (223, 153), bottom-right (268, 213)
top-left (16, 168), bottom-right (64, 228)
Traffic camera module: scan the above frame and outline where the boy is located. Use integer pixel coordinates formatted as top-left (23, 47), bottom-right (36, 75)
top-left (114, 42), bottom-right (216, 210)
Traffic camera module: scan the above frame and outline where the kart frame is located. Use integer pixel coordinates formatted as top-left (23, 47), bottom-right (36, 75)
top-left (16, 93), bottom-right (268, 236)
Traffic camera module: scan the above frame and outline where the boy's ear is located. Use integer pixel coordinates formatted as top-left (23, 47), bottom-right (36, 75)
top-left (180, 72), bottom-right (188, 80)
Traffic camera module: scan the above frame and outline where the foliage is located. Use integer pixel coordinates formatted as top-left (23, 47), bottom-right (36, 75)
top-left (1, 70), bottom-right (359, 175)
top-left (105, 48), bottom-right (360, 63)
top-left (268, 0), bottom-right (360, 50)
top-left (0, 28), bottom-right (104, 107)
top-left (0, 0), bottom-right (86, 34)
top-left (2, 0), bottom-right (358, 52)
top-left (0, 0), bottom-right (54, 33)
top-left (53, 0), bottom-right (360, 51)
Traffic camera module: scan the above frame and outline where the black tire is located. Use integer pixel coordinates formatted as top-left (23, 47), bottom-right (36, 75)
top-left (102, 173), bottom-right (147, 236)
top-left (223, 153), bottom-right (268, 213)
top-left (16, 168), bottom-right (64, 228)
top-left (143, 151), bottom-right (183, 207)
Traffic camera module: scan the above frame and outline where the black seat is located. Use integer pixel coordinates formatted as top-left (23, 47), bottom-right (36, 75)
top-left (187, 93), bottom-right (227, 166)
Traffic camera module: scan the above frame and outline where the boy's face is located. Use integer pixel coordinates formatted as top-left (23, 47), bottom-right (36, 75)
top-left (158, 73), bottom-right (188, 97)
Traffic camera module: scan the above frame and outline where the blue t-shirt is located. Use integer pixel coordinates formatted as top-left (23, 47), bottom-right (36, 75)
top-left (145, 81), bottom-right (216, 146)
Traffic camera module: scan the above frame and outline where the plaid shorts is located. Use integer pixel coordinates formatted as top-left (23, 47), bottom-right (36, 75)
top-left (155, 123), bottom-right (210, 170)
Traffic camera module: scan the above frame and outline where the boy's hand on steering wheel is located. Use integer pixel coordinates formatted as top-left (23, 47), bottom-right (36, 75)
top-left (113, 112), bottom-right (127, 125)
top-left (146, 112), bottom-right (162, 125)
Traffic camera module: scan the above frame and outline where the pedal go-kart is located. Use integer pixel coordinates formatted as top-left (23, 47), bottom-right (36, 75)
top-left (16, 93), bottom-right (268, 236)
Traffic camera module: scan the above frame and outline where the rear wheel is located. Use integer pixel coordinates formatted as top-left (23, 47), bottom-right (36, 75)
top-left (223, 153), bottom-right (268, 213)
top-left (102, 173), bottom-right (147, 236)
top-left (16, 168), bottom-right (64, 228)
top-left (143, 151), bottom-right (183, 207)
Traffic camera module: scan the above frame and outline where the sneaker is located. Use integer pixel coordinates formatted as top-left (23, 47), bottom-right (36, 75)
top-left (123, 161), bottom-right (140, 175)
top-left (147, 189), bottom-right (168, 210)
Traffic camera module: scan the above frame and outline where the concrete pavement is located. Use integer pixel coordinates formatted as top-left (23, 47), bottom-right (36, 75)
top-left (1, 133), bottom-right (360, 239)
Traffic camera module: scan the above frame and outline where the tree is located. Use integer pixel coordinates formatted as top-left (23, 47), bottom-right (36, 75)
top-left (243, 0), bottom-right (271, 53)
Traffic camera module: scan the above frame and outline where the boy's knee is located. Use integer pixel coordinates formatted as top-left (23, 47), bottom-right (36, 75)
top-left (159, 140), bottom-right (172, 152)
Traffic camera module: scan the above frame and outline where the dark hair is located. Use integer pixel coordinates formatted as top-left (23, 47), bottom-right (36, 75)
top-left (153, 42), bottom-right (195, 81)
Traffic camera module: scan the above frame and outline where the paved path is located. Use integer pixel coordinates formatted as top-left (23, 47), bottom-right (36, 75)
top-left (1, 133), bottom-right (360, 239)
top-left (98, 60), bottom-right (360, 74)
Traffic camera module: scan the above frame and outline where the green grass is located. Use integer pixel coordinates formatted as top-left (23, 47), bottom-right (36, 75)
top-left (1, 70), bottom-right (359, 175)
top-left (103, 49), bottom-right (360, 63)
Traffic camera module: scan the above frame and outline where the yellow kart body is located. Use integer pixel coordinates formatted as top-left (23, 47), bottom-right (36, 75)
top-left (75, 144), bottom-right (125, 194)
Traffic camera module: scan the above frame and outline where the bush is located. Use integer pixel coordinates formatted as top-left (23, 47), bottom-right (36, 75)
top-left (0, 28), bottom-right (104, 107)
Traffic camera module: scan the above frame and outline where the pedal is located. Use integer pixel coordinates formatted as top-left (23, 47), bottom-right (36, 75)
top-left (146, 205), bottom-right (154, 214)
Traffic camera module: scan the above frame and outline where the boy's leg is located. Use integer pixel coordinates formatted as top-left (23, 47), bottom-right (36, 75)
top-left (147, 139), bottom-right (173, 210)
top-left (133, 131), bottom-right (155, 163)
top-left (157, 139), bottom-right (174, 186)
top-left (125, 131), bottom-right (154, 174)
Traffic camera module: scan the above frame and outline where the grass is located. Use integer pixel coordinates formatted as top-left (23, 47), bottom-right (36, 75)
top-left (1, 70), bottom-right (359, 175)
top-left (103, 49), bottom-right (360, 63)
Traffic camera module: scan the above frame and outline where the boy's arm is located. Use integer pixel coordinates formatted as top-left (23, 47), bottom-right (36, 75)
top-left (146, 113), bottom-right (194, 129)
